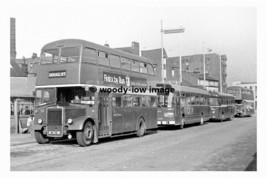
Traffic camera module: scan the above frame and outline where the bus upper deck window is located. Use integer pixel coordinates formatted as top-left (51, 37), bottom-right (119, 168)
top-left (121, 57), bottom-right (131, 70)
top-left (60, 47), bottom-right (80, 63)
top-left (131, 60), bottom-right (140, 72)
top-left (98, 51), bottom-right (109, 66)
top-left (83, 48), bottom-right (97, 64)
top-left (140, 62), bottom-right (148, 74)
top-left (41, 49), bottom-right (59, 64)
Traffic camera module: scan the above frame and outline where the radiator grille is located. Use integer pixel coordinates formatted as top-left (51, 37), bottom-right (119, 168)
top-left (47, 108), bottom-right (62, 126)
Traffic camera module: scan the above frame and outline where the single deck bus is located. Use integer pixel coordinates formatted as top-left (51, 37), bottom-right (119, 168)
top-left (156, 83), bottom-right (211, 128)
top-left (226, 86), bottom-right (254, 117)
top-left (209, 91), bottom-right (235, 121)
top-left (33, 39), bottom-right (158, 146)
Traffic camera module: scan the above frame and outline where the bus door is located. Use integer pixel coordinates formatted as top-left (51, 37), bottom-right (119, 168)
top-left (174, 94), bottom-right (180, 124)
top-left (111, 94), bottom-right (124, 134)
top-left (98, 93), bottom-right (110, 136)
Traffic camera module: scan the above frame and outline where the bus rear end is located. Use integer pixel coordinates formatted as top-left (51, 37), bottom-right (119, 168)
top-left (156, 86), bottom-right (180, 126)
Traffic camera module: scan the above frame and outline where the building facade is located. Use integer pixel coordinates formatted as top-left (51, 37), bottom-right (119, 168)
top-left (114, 41), bottom-right (226, 91)
top-left (167, 53), bottom-right (227, 92)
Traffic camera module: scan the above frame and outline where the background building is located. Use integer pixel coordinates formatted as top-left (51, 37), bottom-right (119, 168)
top-left (10, 18), bottom-right (36, 133)
top-left (116, 41), bottom-right (227, 91)
top-left (167, 53), bottom-right (227, 92)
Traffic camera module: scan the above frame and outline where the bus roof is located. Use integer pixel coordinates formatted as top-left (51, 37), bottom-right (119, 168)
top-left (226, 86), bottom-right (253, 92)
top-left (157, 83), bottom-right (210, 96)
top-left (42, 39), bottom-right (153, 64)
top-left (209, 91), bottom-right (235, 98)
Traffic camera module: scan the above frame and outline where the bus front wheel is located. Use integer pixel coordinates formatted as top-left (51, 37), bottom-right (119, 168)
top-left (136, 118), bottom-right (146, 137)
top-left (76, 121), bottom-right (94, 147)
top-left (34, 131), bottom-right (49, 144)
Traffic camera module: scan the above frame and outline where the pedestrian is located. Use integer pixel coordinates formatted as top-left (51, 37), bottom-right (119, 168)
top-left (27, 114), bottom-right (34, 137)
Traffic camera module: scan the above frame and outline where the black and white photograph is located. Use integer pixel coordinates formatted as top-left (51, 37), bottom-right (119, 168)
top-left (2, 0), bottom-right (265, 175)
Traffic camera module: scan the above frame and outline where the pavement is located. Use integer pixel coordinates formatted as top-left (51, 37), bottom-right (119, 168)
top-left (10, 133), bottom-right (36, 146)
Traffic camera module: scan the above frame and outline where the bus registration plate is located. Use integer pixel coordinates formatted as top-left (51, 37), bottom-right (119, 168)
top-left (48, 131), bottom-right (61, 135)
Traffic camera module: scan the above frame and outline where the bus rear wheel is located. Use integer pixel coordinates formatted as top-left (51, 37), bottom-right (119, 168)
top-left (76, 121), bottom-right (94, 147)
top-left (34, 131), bottom-right (49, 144)
top-left (136, 118), bottom-right (146, 137)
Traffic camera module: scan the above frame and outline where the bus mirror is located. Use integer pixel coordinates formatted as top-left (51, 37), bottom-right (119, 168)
top-left (85, 86), bottom-right (97, 92)
top-left (89, 87), bottom-right (97, 93)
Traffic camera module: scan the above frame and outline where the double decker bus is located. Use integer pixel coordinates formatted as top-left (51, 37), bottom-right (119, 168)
top-left (209, 91), bottom-right (235, 121)
top-left (32, 39), bottom-right (158, 146)
top-left (156, 83), bottom-right (211, 128)
top-left (226, 86), bottom-right (254, 117)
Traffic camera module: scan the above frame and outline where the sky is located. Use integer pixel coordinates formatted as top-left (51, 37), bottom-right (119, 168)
top-left (3, 0), bottom-right (257, 85)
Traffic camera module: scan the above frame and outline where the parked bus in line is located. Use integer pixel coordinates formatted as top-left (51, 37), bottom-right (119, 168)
top-left (156, 83), bottom-right (211, 128)
top-left (209, 91), bottom-right (235, 121)
top-left (32, 39), bottom-right (158, 146)
top-left (226, 86), bottom-right (254, 117)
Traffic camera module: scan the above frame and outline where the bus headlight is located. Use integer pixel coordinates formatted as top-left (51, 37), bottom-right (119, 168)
top-left (67, 118), bottom-right (73, 124)
top-left (164, 112), bottom-right (174, 117)
top-left (37, 118), bottom-right (43, 124)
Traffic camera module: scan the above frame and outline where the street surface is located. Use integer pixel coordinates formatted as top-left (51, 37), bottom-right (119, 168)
top-left (11, 115), bottom-right (256, 171)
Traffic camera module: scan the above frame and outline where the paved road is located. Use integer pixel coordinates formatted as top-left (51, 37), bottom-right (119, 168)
top-left (10, 115), bottom-right (256, 171)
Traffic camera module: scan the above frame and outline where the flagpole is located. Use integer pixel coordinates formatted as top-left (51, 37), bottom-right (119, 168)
top-left (161, 20), bottom-right (164, 83)
top-left (161, 24), bottom-right (185, 84)
top-left (203, 42), bottom-right (206, 89)
top-left (219, 53), bottom-right (223, 92)
top-left (179, 32), bottom-right (182, 85)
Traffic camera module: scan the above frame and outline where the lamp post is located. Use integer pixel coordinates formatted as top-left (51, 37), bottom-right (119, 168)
top-left (161, 20), bottom-right (185, 84)
top-left (202, 42), bottom-right (212, 89)
top-left (219, 53), bottom-right (223, 92)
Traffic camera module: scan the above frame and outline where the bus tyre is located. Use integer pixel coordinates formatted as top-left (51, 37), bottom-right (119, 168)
top-left (76, 121), bottom-right (94, 147)
top-left (180, 119), bottom-right (184, 129)
top-left (34, 131), bottom-right (49, 144)
top-left (136, 118), bottom-right (146, 137)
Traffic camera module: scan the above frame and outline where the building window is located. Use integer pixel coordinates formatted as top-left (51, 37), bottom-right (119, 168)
top-left (171, 68), bottom-right (175, 78)
top-left (206, 58), bottom-right (210, 65)
top-left (147, 64), bottom-right (154, 75)
top-left (153, 64), bottom-right (157, 75)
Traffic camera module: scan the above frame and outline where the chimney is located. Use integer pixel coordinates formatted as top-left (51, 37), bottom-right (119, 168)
top-left (131, 41), bottom-right (139, 50)
top-left (10, 17), bottom-right (16, 60)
